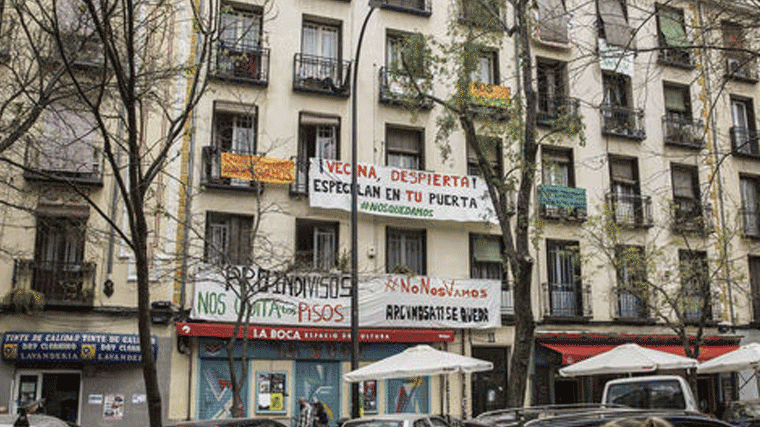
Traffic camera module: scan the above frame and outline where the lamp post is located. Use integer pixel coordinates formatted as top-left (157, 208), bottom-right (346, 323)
top-left (350, 0), bottom-right (378, 419)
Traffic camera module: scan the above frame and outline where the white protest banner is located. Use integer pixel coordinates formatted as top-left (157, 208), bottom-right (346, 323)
top-left (190, 266), bottom-right (501, 329)
top-left (308, 158), bottom-right (497, 223)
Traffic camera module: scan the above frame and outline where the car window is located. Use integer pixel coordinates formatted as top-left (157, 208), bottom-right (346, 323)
top-left (414, 420), bottom-right (431, 427)
top-left (607, 380), bottom-right (685, 410)
top-left (430, 418), bottom-right (451, 427)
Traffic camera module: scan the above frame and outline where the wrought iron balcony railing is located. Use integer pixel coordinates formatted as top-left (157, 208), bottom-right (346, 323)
top-left (379, 67), bottom-right (433, 109)
top-left (501, 283), bottom-right (513, 316)
top-left (293, 53), bottom-right (351, 97)
top-left (290, 155), bottom-right (310, 196)
top-left (671, 198), bottom-right (712, 233)
top-left (537, 97), bottom-right (580, 126)
top-left (657, 47), bottom-right (693, 69)
top-left (377, 0), bottom-right (431, 16)
top-left (662, 116), bottom-right (704, 149)
top-left (214, 41), bottom-right (270, 85)
top-left (605, 193), bottom-right (654, 228)
top-left (14, 259), bottom-right (96, 307)
top-left (541, 282), bottom-right (592, 319)
top-left (201, 146), bottom-right (264, 191)
top-left (731, 126), bottom-right (760, 158)
top-left (600, 104), bottom-right (646, 140)
top-left (740, 206), bottom-right (760, 238)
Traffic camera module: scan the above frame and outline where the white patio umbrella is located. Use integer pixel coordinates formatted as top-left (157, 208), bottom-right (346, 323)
top-left (559, 343), bottom-right (698, 377)
top-left (343, 344), bottom-right (493, 382)
top-left (697, 343), bottom-right (760, 374)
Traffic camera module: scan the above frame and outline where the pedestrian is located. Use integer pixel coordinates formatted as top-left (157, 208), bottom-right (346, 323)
top-left (313, 398), bottom-right (329, 427)
top-left (297, 397), bottom-right (314, 427)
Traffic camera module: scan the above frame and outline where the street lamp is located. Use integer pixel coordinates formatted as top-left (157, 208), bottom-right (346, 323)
top-left (350, 0), bottom-right (379, 419)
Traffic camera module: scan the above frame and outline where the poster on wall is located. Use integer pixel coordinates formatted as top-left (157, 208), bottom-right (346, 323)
top-left (103, 394), bottom-right (124, 420)
top-left (360, 380), bottom-right (377, 414)
top-left (308, 158), bottom-right (497, 223)
top-left (257, 372), bottom-right (286, 413)
top-left (191, 267), bottom-right (501, 329)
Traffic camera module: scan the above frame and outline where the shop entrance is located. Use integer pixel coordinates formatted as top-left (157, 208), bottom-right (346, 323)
top-left (15, 371), bottom-right (81, 424)
top-left (294, 361), bottom-right (340, 427)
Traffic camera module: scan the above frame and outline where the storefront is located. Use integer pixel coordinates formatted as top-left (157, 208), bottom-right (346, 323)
top-left (1, 330), bottom-right (165, 426)
top-left (533, 332), bottom-right (741, 413)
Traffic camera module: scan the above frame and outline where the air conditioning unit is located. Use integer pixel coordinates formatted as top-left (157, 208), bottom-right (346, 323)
top-left (727, 57), bottom-right (748, 78)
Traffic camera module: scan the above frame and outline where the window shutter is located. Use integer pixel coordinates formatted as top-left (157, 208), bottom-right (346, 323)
top-left (537, 0), bottom-right (569, 44)
top-left (672, 168), bottom-right (695, 199)
top-left (722, 21), bottom-right (744, 49)
top-left (664, 87), bottom-right (687, 112)
top-left (611, 159), bottom-right (635, 182)
top-left (598, 0), bottom-right (635, 48)
top-left (387, 128), bottom-right (421, 154)
top-left (658, 8), bottom-right (688, 47)
top-left (473, 236), bottom-right (502, 263)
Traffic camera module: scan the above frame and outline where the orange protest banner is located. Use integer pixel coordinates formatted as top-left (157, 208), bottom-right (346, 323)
top-left (220, 153), bottom-right (295, 184)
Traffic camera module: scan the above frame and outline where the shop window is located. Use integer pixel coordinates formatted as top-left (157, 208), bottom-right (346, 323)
top-left (546, 240), bottom-right (582, 317)
top-left (205, 212), bottom-right (253, 266)
top-left (292, 113), bottom-right (339, 195)
top-left (535, 0), bottom-right (569, 45)
top-left (386, 126), bottom-right (423, 170)
top-left (467, 136), bottom-right (502, 177)
top-left (740, 175), bottom-right (760, 237)
top-left (656, 4), bottom-right (690, 67)
top-left (386, 377), bottom-right (429, 413)
top-left (615, 245), bottom-right (648, 320)
top-left (386, 227), bottom-right (426, 275)
top-left (295, 219), bottom-right (338, 272)
top-left (678, 250), bottom-right (710, 323)
top-left (14, 371), bottom-right (81, 423)
top-left (255, 371), bottom-right (287, 414)
top-left (597, 0), bottom-right (635, 48)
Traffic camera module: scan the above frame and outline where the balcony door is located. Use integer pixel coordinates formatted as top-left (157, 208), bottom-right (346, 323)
top-left (294, 113), bottom-right (339, 194)
top-left (34, 215), bottom-right (86, 302)
top-left (732, 98), bottom-right (756, 154)
top-left (547, 240), bottom-right (580, 317)
top-left (610, 157), bottom-right (640, 224)
top-left (741, 176), bottom-right (760, 236)
top-left (301, 22), bottom-right (339, 82)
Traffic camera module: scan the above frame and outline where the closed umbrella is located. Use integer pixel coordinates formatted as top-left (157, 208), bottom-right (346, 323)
top-left (559, 343), bottom-right (698, 377)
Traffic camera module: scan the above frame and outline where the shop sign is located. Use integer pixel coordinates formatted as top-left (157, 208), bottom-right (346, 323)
top-left (190, 266), bottom-right (502, 329)
top-left (2, 332), bottom-right (158, 364)
top-left (308, 158), bottom-right (497, 224)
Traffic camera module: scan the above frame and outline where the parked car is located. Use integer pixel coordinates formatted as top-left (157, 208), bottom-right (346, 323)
top-left (475, 404), bottom-right (632, 427)
top-left (522, 409), bottom-right (734, 427)
top-left (166, 417), bottom-right (289, 427)
top-left (341, 413), bottom-right (453, 427)
top-left (602, 376), bottom-right (699, 412)
top-left (723, 400), bottom-right (760, 427)
top-left (0, 413), bottom-right (72, 427)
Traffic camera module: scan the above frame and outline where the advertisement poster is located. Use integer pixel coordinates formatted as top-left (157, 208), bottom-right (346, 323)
top-left (191, 267), bottom-right (501, 329)
top-left (103, 394), bottom-right (124, 420)
top-left (257, 372), bottom-right (286, 413)
top-left (361, 380), bottom-right (377, 414)
top-left (308, 158), bottom-right (497, 223)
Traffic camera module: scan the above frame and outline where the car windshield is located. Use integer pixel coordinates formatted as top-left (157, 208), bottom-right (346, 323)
top-left (730, 402), bottom-right (760, 419)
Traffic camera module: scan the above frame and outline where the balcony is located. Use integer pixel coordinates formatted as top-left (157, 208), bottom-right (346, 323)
top-left (378, 67), bottom-right (433, 109)
top-left (212, 41), bottom-right (270, 86)
top-left (14, 259), bottom-right (96, 307)
top-left (725, 56), bottom-right (759, 84)
top-left (468, 82), bottom-right (511, 120)
top-left (538, 185), bottom-right (587, 223)
top-left (605, 193), bottom-right (654, 228)
top-left (23, 142), bottom-right (103, 186)
top-left (657, 47), bottom-right (693, 69)
top-left (613, 290), bottom-right (650, 322)
top-left (740, 206), bottom-right (760, 239)
top-left (731, 126), bottom-right (760, 158)
top-left (600, 104), bottom-right (646, 141)
top-left (293, 53), bottom-right (351, 97)
top-left (501, 283), bottom-right (513, 317)
top-left (201, 146), bottom-right (265, 192)
top-left (377, 0), bottom-right (431, 16)
top-left (537, 97), bottom-right (580, 127)
top-left (671, 198), bottom-right (712, 233)
top-left (662, 116), bottom-right (704, 149)
top-left (541, 282), bottom-right (592, 321)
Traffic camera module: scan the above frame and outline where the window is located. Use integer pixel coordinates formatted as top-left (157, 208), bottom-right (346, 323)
top-left (205, 102), bottom-right (258, 186)
top-left (731, 97), bottom-right (759, 156)
top-left (295, 219), bottom-right (338, 272)
top-left (597, 0), bottom-right (634, 48)
top-left (722, 21), bottom-right (756, 81)
top-left (741, 175), bottom-right (760, 237)
top-left (609, 156), bottom-right (649, 226)
top-left (656, 5), bottom-right (690, 67)
top-left (537, 59), bottom-right (567, 122)
top-left (749, 256), bottom-right (760, 323)
top-left (671, 164), bottom-right (702, 228)
top-left (536, 0), bottom-right (569, 45)
top-left (382, 33), bottom-right (431, 104)
top-left (386, 126), bottom-right (423, 170)
top-left (33, 104), bottom-right (100, 176)
top-left (460, 0), bottom-right (502, 29)
top-left (678, 250), bottom-right (710, 323)
top-left (546, 240), bottom-right (582, 317)
top-left (542, 147), bottom-right (573, 187)
top-left (467, 136), bottom-right (501, 177)
top-left (471, 50), bottom-right (498, 85)
top-left (615, 245), bottom-right (648, 319)
top-left (292, 113), bottom-right (339, 194)
top-left (386, 228), bottom-right (426, 275)
top-left (205, 212), bottom-right (253, 265)
top-left (603, 72), bottom-right (631, 109)
top-left (217, 4), bottom-right (265, 81)
top-left (299, 21), bottom-right (340, 79)
top-left (13, 371), bottom-right (81, 423)
top-left (54, 0), bottom-right (102, 67)
top-left (662, 84), bottom-right (699, 146)
top-left (602, 72), bottom-right (643, 138)
top-left (470, 234), bottom-right (503, 279)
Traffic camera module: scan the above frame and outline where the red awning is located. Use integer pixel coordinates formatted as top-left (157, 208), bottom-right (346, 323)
top-left (176, 322), bottom-right (455, 343)
top-left (540, 342), bottom-right (740, 365)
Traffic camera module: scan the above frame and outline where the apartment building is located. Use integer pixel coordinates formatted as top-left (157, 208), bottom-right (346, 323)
top-left (1, 0), bottom-right (760, 424)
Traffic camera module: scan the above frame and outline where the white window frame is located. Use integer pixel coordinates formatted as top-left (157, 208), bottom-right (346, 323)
top-left (12, 369), bottom-right (83, 425)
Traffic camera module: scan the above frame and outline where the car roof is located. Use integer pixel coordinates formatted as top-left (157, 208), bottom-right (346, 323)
top-left (0, 414), bottom-right (71, 427)
top-left (166, 418), bottom-right (289, 427)
top-left (605, 376), bottom-right (685, 385)
top-left (522, 410), bottom-right (731, 427)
